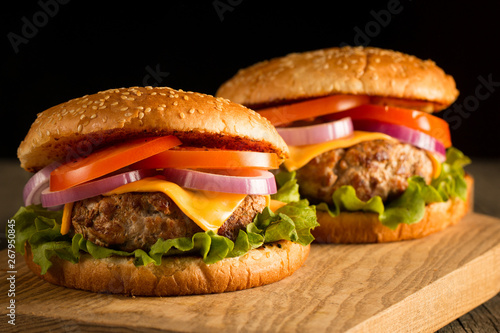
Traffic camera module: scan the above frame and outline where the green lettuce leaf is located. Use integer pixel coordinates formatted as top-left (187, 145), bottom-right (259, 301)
top-left (271, 170), bottom-right (300, 203)
top-left (315, 147), bottom-right (470, 230)
top-left (10, 196), bottom-right (319, 274)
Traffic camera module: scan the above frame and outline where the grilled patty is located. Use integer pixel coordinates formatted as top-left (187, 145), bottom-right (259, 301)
top-left (71, 193), bottom-right (267, 252)
top-left (295, 140), bottom-right (434, 204)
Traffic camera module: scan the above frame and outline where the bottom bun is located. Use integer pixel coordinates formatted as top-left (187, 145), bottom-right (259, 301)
top-left (312, 174), bottom-right (474, 243)
top-left (24, 240), bottom-right (309, 296)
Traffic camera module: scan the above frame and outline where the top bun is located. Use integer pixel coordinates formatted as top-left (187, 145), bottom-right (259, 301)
top-left (18, 86), bottom-right (289, 172)
top-left (216, 46), bottom-right (458, 110)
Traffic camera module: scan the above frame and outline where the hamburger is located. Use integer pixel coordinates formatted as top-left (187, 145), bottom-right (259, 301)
top-left (216, 46), bottom-right (473, 243)
top-left (12, 86), bottom-right (318, 296)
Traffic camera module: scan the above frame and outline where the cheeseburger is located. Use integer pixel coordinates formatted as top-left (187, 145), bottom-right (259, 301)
top-left (217, 46), bottom-right (473, 243)
top-left (12, 86), bottom-right (318, 296)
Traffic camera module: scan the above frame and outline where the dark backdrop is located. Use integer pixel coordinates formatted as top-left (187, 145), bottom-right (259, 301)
top-left (3, 0), bottom-right (500, 159)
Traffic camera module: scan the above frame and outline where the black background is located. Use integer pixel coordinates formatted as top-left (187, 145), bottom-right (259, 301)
top-left (3, 0), bottom-right (500, 159)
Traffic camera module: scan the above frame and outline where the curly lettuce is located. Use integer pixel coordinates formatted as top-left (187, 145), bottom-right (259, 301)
top-left (299, 147), bottom-right (470, 230)
top-left (11, 187), bottom-right (318, 275)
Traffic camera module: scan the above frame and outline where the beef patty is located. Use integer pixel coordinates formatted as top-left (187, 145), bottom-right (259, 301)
top-left (71, 192), bottom-right (267, 252)
top-left (295, 140), bottom-right (434, 204)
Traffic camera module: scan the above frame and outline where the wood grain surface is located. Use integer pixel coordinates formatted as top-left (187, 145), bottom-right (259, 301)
top-left (1, 212), bottom-right (499, 333)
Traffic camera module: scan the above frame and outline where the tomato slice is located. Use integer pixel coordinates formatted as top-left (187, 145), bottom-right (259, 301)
top-left (132, 148), bottom-right (281, 170)
top-left (257, 94), bottom-right (370, 126)
top-left (324, 105), bottom-right (452, 148)
top-left (50, 136), bottom-right (181, 191)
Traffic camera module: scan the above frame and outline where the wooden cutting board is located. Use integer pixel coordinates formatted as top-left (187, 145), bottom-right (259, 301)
top-left (1, 212), bottom-right (499, 333)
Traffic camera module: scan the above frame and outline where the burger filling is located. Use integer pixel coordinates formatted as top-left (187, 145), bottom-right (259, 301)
top-left (295, 140), bottom-right (433, 204)
top-left (71, 193), bottom-right (267, 252)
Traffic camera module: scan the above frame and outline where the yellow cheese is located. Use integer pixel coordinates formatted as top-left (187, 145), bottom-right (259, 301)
top-left (426, 151), bottom-right (442, 179)
top-left (270, 199), bottom-right (287, 212)
top-left (104, 176), bottom-right (248, 232)
top-left (284, 131), bottom-right (397, 171)
top-left (284, 130), bottom-right (442, 179)
top-left (60, 177), bottom-right (278, 235)
top-left (60, 202), bottom-right (74, 235)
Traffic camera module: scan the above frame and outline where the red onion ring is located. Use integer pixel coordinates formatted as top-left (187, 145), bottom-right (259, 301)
top-left (276, 117), bottom-right (353, 146)
top-left (162, 168), bottom-right (277, 195)
top-left (41, 169), bottom-right (156, 207)
top-left (352, 119), bottom-right (446, 161)
top-left (23, 162), bottom-right (61, 206)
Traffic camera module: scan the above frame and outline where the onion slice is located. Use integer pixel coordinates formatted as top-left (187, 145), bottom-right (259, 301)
top-left (162, 168), bottom-right (277, 195)
top-left (276, 117), bottom-right (353, 146)
top-left (23, 162), bottom-right (61, 206)
top-left (352, 119), bottom-right (446, 161)
top-left (41, 169), bottom-right (156, 207)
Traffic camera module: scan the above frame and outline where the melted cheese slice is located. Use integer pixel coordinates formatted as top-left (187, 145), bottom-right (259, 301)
top-left (284, 130), bottom-right (442, 179)
top-left (104, 176), bottom-right (250, 232)
top-left (60, 177), bottom-right (282, 236)
top-left (284, 131), bottom-right (396, 171)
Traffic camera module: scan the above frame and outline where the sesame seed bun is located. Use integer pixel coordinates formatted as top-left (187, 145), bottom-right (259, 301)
top-left (312, 175), bottom-right (473, 243)
top-left (18, 86), bottom-right (289, 172)
top-left (216, 46), bottom-right (458, 111)
top-left (24, 240), bottom-right (309, 296)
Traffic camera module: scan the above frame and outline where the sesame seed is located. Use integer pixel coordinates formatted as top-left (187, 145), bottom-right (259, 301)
top-left (160, 104), bottom-right (166, 107)
top-left (99, 105), bottom-right (106, 109)
top-left (111, 102), bottom-right (119, 106)
top-left (80, 114), bottom-right (86, 120)
top-left (78, 124), bottom-right (83, 133)
top-left (46, 130), bottom-right (50, 136)
top-left (157, 107), bottom-right (165, 111)
top-left (198, 109), bottom-right (204, 114)
top-left (179, 112), bottom-right (185, 119)
top-left (122, 92), bottom-right (130, 95)
top-left (173, 101), bottom-right (178, 106)
top-left (90, 114), bottom-right (97, 119)
top-left (145, 107), bottom-right (151, 112)
top-left (124, 112), bottom-right (132, 117)
top-left (121, 95), bottom-right (128, 99)
top-left (138, 112), bottom-right (145, 119)
top-left (92, 106), bottom-right (97, 110)
top-left (159, 93), bottom-right (166, 96)
top-left (183, 95), bottom-right (189, 101)
top-left (121, 107), bottom-right (129, 111)
top-left (188, 108), bottom-right (195, 114)
top-left (151, 92), bottom-right (157, 95)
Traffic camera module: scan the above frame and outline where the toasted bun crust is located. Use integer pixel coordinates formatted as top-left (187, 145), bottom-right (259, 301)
top-left (24, 241), bottom-right (309, 296)
top-left (18, 86), bottom-right (289, 172)
top-left (312, 174), bottom-right (473, 243)
top-left (216, 46), bottom-right (458, 110)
